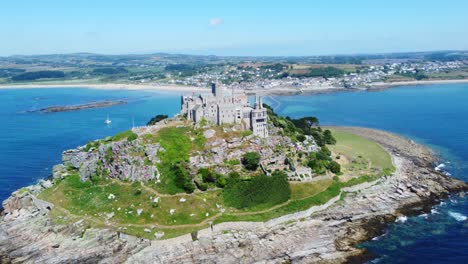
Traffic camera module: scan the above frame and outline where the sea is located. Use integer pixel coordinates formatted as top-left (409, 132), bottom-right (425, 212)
top-left (0, 84), bottom-right (467, 263)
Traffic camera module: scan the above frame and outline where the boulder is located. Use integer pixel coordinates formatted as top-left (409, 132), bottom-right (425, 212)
top-left (203, 129), bottom-right (216, 139)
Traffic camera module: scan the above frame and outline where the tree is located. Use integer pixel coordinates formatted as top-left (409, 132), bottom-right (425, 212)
top-left (296, 134), bottom-right (306, 142)
top-left (242, 152), bottom-right (261, 171)
top-left (172, 162), bottom-right (194, 193)
top-left (228, 171), bottom-right (240, 180)
top-left (323, 130), bottom-right (336, 145)
top-left (215, 174), bottom-right (227, 188)
top-left (198, 168), bottom-right (215, 183)
top-left (12, 70), bottom-right (65, 81)
top-left (328, 161), bottom-right (341, 174)
top-left (147, 114), bottom-right (168, 126)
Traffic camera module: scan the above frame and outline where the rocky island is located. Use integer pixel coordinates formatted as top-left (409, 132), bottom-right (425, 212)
top-left (1, 87), bottom-right (467, 263)
top-left (27, 100), bottom-right (127, 113)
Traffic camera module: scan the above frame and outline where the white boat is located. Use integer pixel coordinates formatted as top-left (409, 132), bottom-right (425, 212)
top-left (105, 115), bottom-right (112, 124)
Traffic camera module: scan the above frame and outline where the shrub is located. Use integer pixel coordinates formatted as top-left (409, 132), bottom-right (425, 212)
top-left (172, 162), bottom-right (195, 193)
top-left (228, 171), bottom-right (240, 179)
top-left (146, 114), bottom-right (168, 126)
top-left (241, 130), bottom-right (253, 137)
top-left (323, 129), bottom-right (336, 145)
top-left (199, 168), bottom-right (215, 183)
top-left (296, 134), bottom-right (306, 142)
top-left (195, 180), bottom-right (208, 191)
top-left (105, 147), bottom-right (114, 162)
top-left (242, 152), bottom-right (261, 171)
top-left (216, 175), bottom-right (227, 188)
top-left (328, 161), bottom-right (341, 174)
top-left (127, 132), bottom-right (138, 142)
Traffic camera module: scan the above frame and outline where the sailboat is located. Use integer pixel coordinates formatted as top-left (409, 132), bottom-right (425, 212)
top-left (105, 115), bottom-right (112, 125)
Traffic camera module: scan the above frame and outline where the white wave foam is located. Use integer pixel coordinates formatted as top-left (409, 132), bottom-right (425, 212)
top-left (419, 213), bottom-right (428, 219)
top-left (396, 216), bottom-right (408, 223)
top-left (445, 172), bottom-right (452, 176)
top-left (448, 211), bottom-right (467, 222)
top-left (435, 163), bottom-right (446, 171)
top-left (431, 209), bottom-right (439, 214)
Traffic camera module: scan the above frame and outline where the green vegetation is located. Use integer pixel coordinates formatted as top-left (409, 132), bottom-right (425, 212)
top-left (397, 70), bottom-right (428, 80)
top-left (11, 70), bottom-right (65, 81)
top-left (307, 146), bottom-right (336, 174)
top-left (110, 130), bottom-right (138, 142)
top-left (146, 114), bottom-right (168, 126)
top-left (327, 128), bottom-right (394, 171)
top-left (290, 66), bottom-right (345, 78)
top-left (84, 140), bottom-right (101, 152)
top-left (172, 162), bottom-right (195, 193)
top-left (242, 152), bottom-right (261, 171)
top-left (339, 174), bottom-right (380, 188)
top-left (289, 179), bottom-right (333, 200)
top-left (148, 126), bottom-right (205, 194)
top-left (327, 161), bottom-right (341, 174)
top-left (91, 67), bottom-right (128, 75)
top-left (223, 170), bottom-right (291, 209)
top-left (39, 174), bottom-right (224, 227)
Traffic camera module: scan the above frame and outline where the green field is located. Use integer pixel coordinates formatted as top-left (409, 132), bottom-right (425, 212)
top-left (327, 128), bottom-right (394, 173)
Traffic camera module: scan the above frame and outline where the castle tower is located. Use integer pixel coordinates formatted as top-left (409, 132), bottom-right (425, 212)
top-left (211, 82), bottom-right (223, 98)
top-left (251, 94), bottom-right (269, 138)
top-left (254, 95), bottom-right (260, 109)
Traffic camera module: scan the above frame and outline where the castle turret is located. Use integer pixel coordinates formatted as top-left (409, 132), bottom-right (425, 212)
top-left (254, 95), bottom-right (260, 109)
top-left (211, 82), bottom-right (222, 98)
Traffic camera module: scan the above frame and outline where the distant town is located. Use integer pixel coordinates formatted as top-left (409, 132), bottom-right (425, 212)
top-left (1, 51), bottom-right (467, 92)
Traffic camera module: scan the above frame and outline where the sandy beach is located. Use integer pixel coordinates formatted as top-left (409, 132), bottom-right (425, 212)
top-left (368, 79), bottom-right (468, 89)
top-left (0, 83), bottom-right (207, 93)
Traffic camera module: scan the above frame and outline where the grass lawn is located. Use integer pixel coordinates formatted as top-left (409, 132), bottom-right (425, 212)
top-left (327, 128), bottom-right (394, 171)
top-left (39, 175), bottom-right (224, 227)
top-left (290, 179), bottom-right (333, 200)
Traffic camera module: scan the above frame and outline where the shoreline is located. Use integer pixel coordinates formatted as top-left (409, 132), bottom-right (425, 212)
top-left (0, 78), bottom-right (467, 96)
top-left (1, 126), bottom-right (466, 263)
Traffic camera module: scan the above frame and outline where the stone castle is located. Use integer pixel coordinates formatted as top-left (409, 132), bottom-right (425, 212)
top-left (181, 83), bottom-right (269, 137)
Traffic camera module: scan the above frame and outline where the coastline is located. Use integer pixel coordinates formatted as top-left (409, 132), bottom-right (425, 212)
top-left (0, 78), bottom-right (467, 96)
top-left (1, 126), bottom-right (466, 263)
top-left (0, 83), bottom-right (207, 93)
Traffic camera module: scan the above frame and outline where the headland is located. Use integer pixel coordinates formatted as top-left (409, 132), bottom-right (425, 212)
top-left (1, 101), bottom-right (466, 263)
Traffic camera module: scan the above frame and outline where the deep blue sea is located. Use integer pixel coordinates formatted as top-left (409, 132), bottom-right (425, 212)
top-left (0, 84), bottom-right (467, 263)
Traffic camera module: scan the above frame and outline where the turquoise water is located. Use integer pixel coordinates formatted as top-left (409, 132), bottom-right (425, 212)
top-left (266, 84), bottom-right (468, 264)
top-left (0, 88), bottom-right (181, 200)
top-left (0, 84), bottom-right (467, 263)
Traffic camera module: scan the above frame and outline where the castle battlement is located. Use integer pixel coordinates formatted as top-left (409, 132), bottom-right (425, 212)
top-left (181, 83), bottom-right (268, 137)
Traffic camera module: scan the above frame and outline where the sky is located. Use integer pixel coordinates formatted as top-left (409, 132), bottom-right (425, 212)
top-left (1, 0), bottom-right (467, 56)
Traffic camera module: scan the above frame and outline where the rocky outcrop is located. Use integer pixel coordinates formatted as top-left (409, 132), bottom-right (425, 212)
top-left (1, 127), bottom-right (467, 263)
top-left (26, 100), bottom-right (127, 113)
top-left (62, 138), bottom-right (160, 182)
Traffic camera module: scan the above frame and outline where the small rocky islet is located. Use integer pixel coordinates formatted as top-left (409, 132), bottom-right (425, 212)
top-left (26, 100), bottom-right (127, 113)
top-left (1, 106), bottom-right (467, 263)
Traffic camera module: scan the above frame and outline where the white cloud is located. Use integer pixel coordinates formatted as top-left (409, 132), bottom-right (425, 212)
top-left (209, 18), bottom-right (223, 26)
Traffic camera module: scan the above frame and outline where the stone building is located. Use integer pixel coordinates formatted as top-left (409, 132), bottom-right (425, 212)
top-left (181, 83), bottom-right (269, 137)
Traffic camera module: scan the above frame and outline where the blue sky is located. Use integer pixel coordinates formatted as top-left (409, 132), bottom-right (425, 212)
top-left (1, 0), bottom-right (467, 56)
